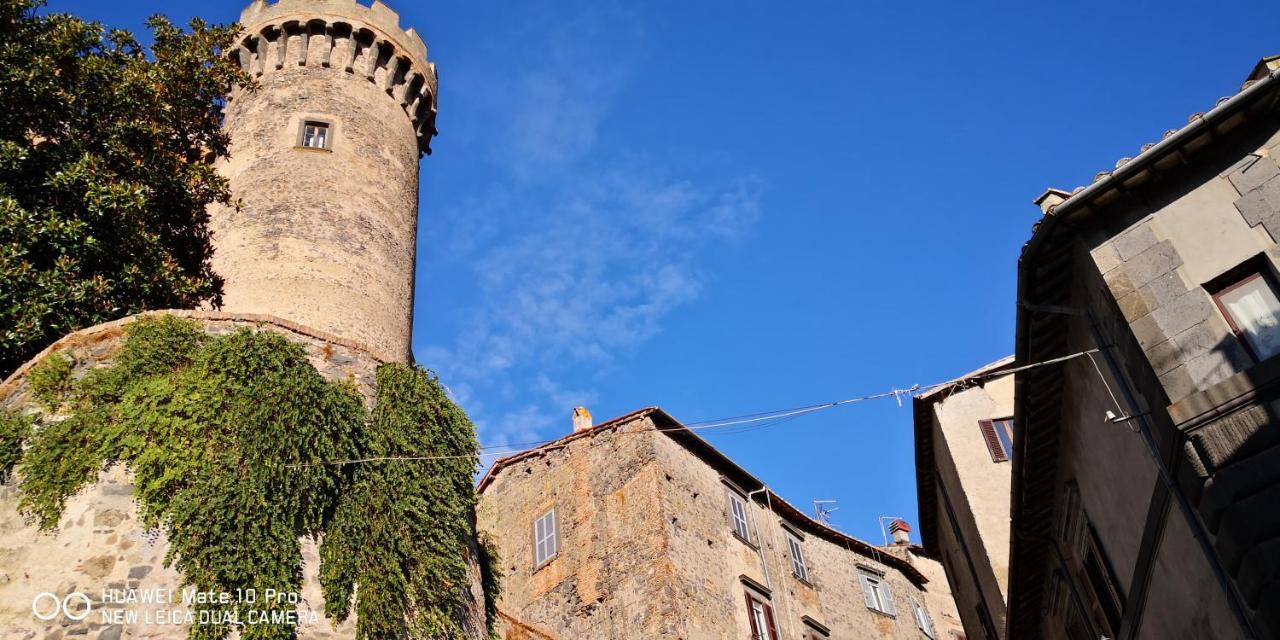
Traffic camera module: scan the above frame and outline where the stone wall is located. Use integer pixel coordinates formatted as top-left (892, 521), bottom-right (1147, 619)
top-left (0, 311), bottom-right (487, 639)
top-left (479, 412), bottom-right (958, 639)
top-left (210, 0), bottom-right (438, 361)
top-left (1088, 125), bottom-right (1280, 404)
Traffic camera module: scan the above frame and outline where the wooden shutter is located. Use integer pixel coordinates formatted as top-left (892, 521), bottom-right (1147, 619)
top-left (880, 578), bottom-right (896, 616)
top-left (979, 419), bottom-right (1008, 462)
top-left (745, 592), bottom-right (760, 640)
top-left (859, 574), bottom-right (877, 610)
top-left (763, 601), bottom-right (779, 640)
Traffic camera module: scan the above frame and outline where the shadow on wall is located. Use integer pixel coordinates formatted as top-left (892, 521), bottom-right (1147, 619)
top-left (1177, 336), bottom-right (1280, 638)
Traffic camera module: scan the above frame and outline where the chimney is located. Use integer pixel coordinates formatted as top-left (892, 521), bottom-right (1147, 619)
top-left (1034, 188), bottom-right (1073, 215)
top-left (572, 406), bottom-right (593, 432)
top-left (889, 519), bottom-right (912, 546)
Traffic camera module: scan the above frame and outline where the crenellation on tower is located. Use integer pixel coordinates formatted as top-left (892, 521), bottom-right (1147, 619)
top-left (232, 0), bottom-right (438, 154)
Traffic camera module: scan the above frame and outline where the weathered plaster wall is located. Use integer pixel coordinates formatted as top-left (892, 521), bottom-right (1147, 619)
top-left (925, 374), bottom-right (1014, 640)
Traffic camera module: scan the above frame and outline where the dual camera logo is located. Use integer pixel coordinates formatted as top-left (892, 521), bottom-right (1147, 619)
top-left (32, 592), bottom-right (92, 621)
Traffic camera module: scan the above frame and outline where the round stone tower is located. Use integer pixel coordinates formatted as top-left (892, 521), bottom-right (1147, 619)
top-left (211, 0), bottom-right (439, 361)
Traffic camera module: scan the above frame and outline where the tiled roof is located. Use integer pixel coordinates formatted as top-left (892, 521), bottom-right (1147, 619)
top-left (1037, 55), bottom-right (1280, 215)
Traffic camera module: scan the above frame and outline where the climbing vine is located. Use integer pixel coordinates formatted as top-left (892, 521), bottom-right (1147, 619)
top-left (5, 314), bottom-right (500, 640)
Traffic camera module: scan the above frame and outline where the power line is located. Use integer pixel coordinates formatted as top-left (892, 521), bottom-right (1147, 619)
top-left (286, 349), bottom-right (1100, 468)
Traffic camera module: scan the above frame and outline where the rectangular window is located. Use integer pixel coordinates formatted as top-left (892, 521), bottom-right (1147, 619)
top-left (910, 598), bottom-right (936, 639)
top-left (728, 489), bottom-right (751, 542)
top-left (978, 418), bottom-right (1014, 463)
top-left (786, 532), bottom-right (809, 582)
top-left (1082, 526), bottom-right (1124, 636)
top-left (1211, 269), bottom-right (1280, 361)
top-left (301, 121), bottom-right (330, 149)
top-left (744, 591), bottom-right (779, 640)
top-left (858, 568), bottom-right (895, 616)
top-left (533, 508), bottom-right (557, 567)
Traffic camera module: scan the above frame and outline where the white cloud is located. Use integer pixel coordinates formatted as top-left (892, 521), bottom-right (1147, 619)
top-left (423, 169), bottom-right (761, 386)
top-left (421, 2), bottom-right (761, 450)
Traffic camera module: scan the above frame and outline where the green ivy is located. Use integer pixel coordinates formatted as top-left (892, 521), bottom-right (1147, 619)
top-left (476, 532), bottom-right (504, 640)
top-left (0, 408), bottom-right (31, 482)
top-left (7, 315), bottom-right (500, 640)
top-left (26, 352), bottom-right (72, 411)
top-left (321, 364), bottom-right (482, 640)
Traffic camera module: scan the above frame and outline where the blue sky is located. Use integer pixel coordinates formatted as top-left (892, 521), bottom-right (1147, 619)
top-left (51, 0), bottom-right (1279, 544)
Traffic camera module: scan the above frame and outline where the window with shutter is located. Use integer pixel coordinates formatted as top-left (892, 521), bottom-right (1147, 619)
top-left (911, 598), bottom-right (936, 638)
top-left (786, 532), bottom-right (809, 582)
top-left (858, 568), bottom-right (895, 616)
top-left (728, 489), bottom-right (752, 542)
top-left (744, 591), bottom-right (778, 640)
top-left (533, 508), bottom-right (558, 568)
top-left (978, 418), bottom-right (1010, 462)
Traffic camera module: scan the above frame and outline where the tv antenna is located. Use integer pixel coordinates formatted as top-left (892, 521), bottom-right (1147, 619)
top-left (813, 500), bottom-right (838, 525)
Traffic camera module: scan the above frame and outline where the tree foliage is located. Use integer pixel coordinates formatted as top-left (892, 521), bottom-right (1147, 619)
top-left (8, 316), bottom-right (498, 639)
top-left (0, 0), bottom-right (251, 377)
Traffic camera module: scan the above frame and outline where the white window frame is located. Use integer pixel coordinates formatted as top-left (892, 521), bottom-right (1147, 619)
top-left (786, 531), bottom-right (809, 582)
top-left (858, 567), bottom-right (896, 616)
top-left (727, 489), bottom-right (751, 542)
top-left (911, 598), bottom-right (936, 638)
top-left (533, 507), bottom-right (558, 568)
top-left (299, 120), bottom-right (331, 150)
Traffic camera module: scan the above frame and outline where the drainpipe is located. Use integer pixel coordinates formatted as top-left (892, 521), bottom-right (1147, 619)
top-left (1024, 303), bottom-right (1255, 638)
top-left (747, 487), bottom-right (794, 640)
top-left (746, 487), bottom-right (773, 592)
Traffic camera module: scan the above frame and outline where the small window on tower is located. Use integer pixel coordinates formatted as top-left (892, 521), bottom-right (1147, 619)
top-left (300, 121), bottom-right (330, 150)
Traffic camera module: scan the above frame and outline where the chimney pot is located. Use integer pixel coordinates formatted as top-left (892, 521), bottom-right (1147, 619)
top-left (1034, 188), bottom-right (1073, 215)
top-left (889, 519), bottom-right (912, 546)
top-left (572, 406), bottom-right (593, 432)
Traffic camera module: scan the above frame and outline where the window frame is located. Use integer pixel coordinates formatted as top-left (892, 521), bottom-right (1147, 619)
top-left (910, 598), bottom-right (936, 639)
top-left (1207, 262), bottom-right (1280, 363)
top-left (532, 507), bottom-right (558, 569)
top-left (297, 119), bottom-right (333, 151)
top-left (744, 590), bottom-right (779, 640)
top-left (857, 566), bottom-right (896, 617)
top-left (978, 417), bottom-right (1014, 463)
top-left (785, 530), bottom-right (810, 583)
top-left (726, 487), bottom-right (753, 545)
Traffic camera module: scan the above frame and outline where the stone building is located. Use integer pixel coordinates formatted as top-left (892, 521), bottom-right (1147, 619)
top-left (477, 406), bottom-right (963, 639)
top-left (1007, 54), bottom-right (1280, 639)
top-left (0, 1), bottom-right (486, 637)
top-left (912, 357), bottom-right (1016, 640)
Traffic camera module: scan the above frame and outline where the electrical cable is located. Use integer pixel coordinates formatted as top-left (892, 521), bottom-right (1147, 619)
top-left (285, 348), bottom-right (1100, 468)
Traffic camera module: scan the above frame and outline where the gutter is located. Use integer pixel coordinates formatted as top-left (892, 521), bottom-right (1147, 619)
top-left (1024, 66), bottom-right (1280, 262)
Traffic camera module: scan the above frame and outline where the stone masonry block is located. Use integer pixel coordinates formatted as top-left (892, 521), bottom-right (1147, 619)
top-left (1236, 188), bottom-right (1273, 227)
top-left (1160, 364), bottom-right (1197, 403)
top-left (1113, 222), bottom-right (1159, 261)
top-left (1117, 292), bottom-right (1152, 322)
top-left (1227, 155), bottom-right (1280, 195)
top-left (1131, 313), bottom-right (1166, 350)
top-left (1091, 242), bottom-right (1123, 274)
top-left (1122, 241), bottom-right (1184, 289)
top-left (1104, 267), bottom-right (1138, 301)
top-left (1152, 290), bottom-right (1216, 339)
top-left (1185, 343), bottom-right (1250, 390)
top-left (1147, 338), bottom-right (1183, 376)
top-left (1172, 321), bottom-right (1228, 364)
top-left (1142, 270), bottom-right (1189, 308)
